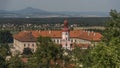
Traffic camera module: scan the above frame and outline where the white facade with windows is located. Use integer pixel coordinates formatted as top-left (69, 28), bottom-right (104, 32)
top-left (14, 39), bottom-right (37, 53)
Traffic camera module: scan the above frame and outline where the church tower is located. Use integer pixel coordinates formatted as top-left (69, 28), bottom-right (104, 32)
top-left (61, 20), bottom-right (71, 50)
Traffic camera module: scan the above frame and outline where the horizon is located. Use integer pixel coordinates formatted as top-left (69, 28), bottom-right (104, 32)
top-left (0, 7), bottom-right (110, 13)
top-left (0, 0), bottom-right (120, 12)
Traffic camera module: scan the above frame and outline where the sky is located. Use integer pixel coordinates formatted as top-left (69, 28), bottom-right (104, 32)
top-left (0, 0), bottom-right (120, 12)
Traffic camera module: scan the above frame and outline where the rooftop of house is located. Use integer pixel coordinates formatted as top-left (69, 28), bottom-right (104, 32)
top-left (13, 30), bottom-right (102, 42)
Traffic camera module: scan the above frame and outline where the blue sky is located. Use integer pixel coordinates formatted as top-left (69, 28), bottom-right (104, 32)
top-left (0, 0), bottom-right (120, 12)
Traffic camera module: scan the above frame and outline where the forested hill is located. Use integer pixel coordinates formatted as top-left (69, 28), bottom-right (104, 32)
top-left (0, 17), bottom-right (109, 26)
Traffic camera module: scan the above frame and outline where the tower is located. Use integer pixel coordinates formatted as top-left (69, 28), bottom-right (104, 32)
top-left (61, 20), bottom-right (71, 50)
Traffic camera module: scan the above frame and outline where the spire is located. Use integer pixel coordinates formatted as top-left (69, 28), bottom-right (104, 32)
top-left (64, 19), bottom-right (68, 28)
top-left (62, 20), bottom-right (69, 32)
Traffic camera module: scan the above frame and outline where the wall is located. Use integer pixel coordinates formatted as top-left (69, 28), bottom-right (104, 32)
top-left (14, 39), bottom-right (37, 53)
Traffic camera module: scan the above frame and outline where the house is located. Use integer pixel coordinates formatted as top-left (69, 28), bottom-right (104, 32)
top-left (13, 20), bottom-right (102, 53)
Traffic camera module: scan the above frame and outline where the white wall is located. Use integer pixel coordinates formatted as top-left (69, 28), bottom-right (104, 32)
top-left (14, 39), bottom-right (37, 54)
top-left (70, 38), bottom-right (91, 44)
top-left (52, 38), bottom-right (61, 44)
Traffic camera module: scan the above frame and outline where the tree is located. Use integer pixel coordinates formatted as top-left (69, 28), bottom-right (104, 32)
top-left (22, 48), bottom-right (33, 55)
top-left (103, 10), bottom-right (120, 44)
top-left (70, 45), bottom-right (91, 68)
top-left (28, 36), bottom-right (63, 68)
top-left (7, 55), bottom-right (26, 68)
top-left (0, 56), bottom-right (7, 68)
top-left (0, 44), bottom-right (10, 68)
top-left (90, 42), bottom-right (120, 68)
top-left (0, 30), bottom-right (13, 43)
top-left (83, 10), bottom-right (120, 68)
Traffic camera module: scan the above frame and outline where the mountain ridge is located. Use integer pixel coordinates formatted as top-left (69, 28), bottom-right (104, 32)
top-left (0, 7), bottom-right (109, 18)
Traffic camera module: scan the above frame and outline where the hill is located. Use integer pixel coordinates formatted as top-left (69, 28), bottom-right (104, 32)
top-left (0, 7), bottom-right (109, 18)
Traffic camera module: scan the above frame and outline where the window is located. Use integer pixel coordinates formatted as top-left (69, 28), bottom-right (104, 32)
top-left (66, 32), bottom-right (67, 35)
top-left (28, 44), bottom-right (30, 47)
top-left (32, 44), bottom-right (34, 47)
top-left (75, 40), bottom-right (76, 42)
top-left (70, 44), bottom-right (72, 48)
top-left (66, 44), bottom-right (67, 49)
top-left (24, 44), bottom-right (26, 47)
top-left (71, 39), bottom-right (73, 42)
top-left (66, 44), bottom-right (67, 46)
top-left (66, 38), bottom-right (67, 40)
top-left (57, 39), bottom-right (59, 43)
top-left (53, 39), bottom-right (55, 42)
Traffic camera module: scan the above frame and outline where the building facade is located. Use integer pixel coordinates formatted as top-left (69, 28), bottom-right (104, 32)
top-left (13, 20), bottom-right (102, 53)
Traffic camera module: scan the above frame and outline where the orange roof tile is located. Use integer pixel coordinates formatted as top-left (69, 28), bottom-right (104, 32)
top-left (14, 30), bottom-right (102, 42)
top-left (14, 31), bottom-right (37, 42)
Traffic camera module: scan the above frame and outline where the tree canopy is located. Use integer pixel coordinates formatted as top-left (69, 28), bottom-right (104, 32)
top-left (28, 36), bottom-right (63, 68)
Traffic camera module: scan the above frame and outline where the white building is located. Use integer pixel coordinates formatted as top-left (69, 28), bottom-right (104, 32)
top-left (13, 20), bottom-right (102, 53)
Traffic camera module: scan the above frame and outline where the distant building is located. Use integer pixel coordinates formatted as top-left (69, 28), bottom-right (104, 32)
top-left (13, 20), bottom-right (102, 53)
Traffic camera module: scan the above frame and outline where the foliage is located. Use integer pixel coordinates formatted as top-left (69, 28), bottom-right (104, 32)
top-left (91, 10), bottom-right (120, 67)
top-left (22, 48), bottom-right (33, 56)
top-left (0, 43), bottom-right (10, 68)
top-left (0, 45), bottom-right (8, 58)
top-left (0, 30), bottom-right (13, 43)
top-left (0, 17), bottom-right (109, 26)
top-left (82, 10), bottom-right (120, 68)
top-left (7, 55), bottom-right (26, 68)
top-left (0, 56), bottom-right (7, 68)
top-left (28, 36), bottom-right (63, 68)
top-left (71, 45), bottom-right (91, 68)
top-left (103, 10), bottom-right (120, 43)
top-left (90, 41), bottom-right (120, 68)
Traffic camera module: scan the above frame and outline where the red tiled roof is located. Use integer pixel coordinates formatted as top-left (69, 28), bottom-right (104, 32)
top-left (14, 30), bottom-right (102, 42)
top-left (32, 30), bottom-right (61, 38)
top-left (14, 31), bottom-right (37, 42)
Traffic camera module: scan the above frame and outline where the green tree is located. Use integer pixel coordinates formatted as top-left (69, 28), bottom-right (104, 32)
top-left (28, 36), bottom-right (63, 68)
top-left (0, 56), bottom-right (7, 68)
top-left (70, 45), bottom-right (91, 68)
top-left (77, 10), bottom-right (120, 68)
top-left (0, 44), bottom-right (10, 68)
top-left (0, 30), bottom-right (13, 43)
top-left (83, 10), bottom-right (120, 68)
top-left (90, 42), bottom-right (120, 68)
top-left (7, 55), bottom-right (26, 68)
top-left (103, 10), bottom-right (120, 44)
